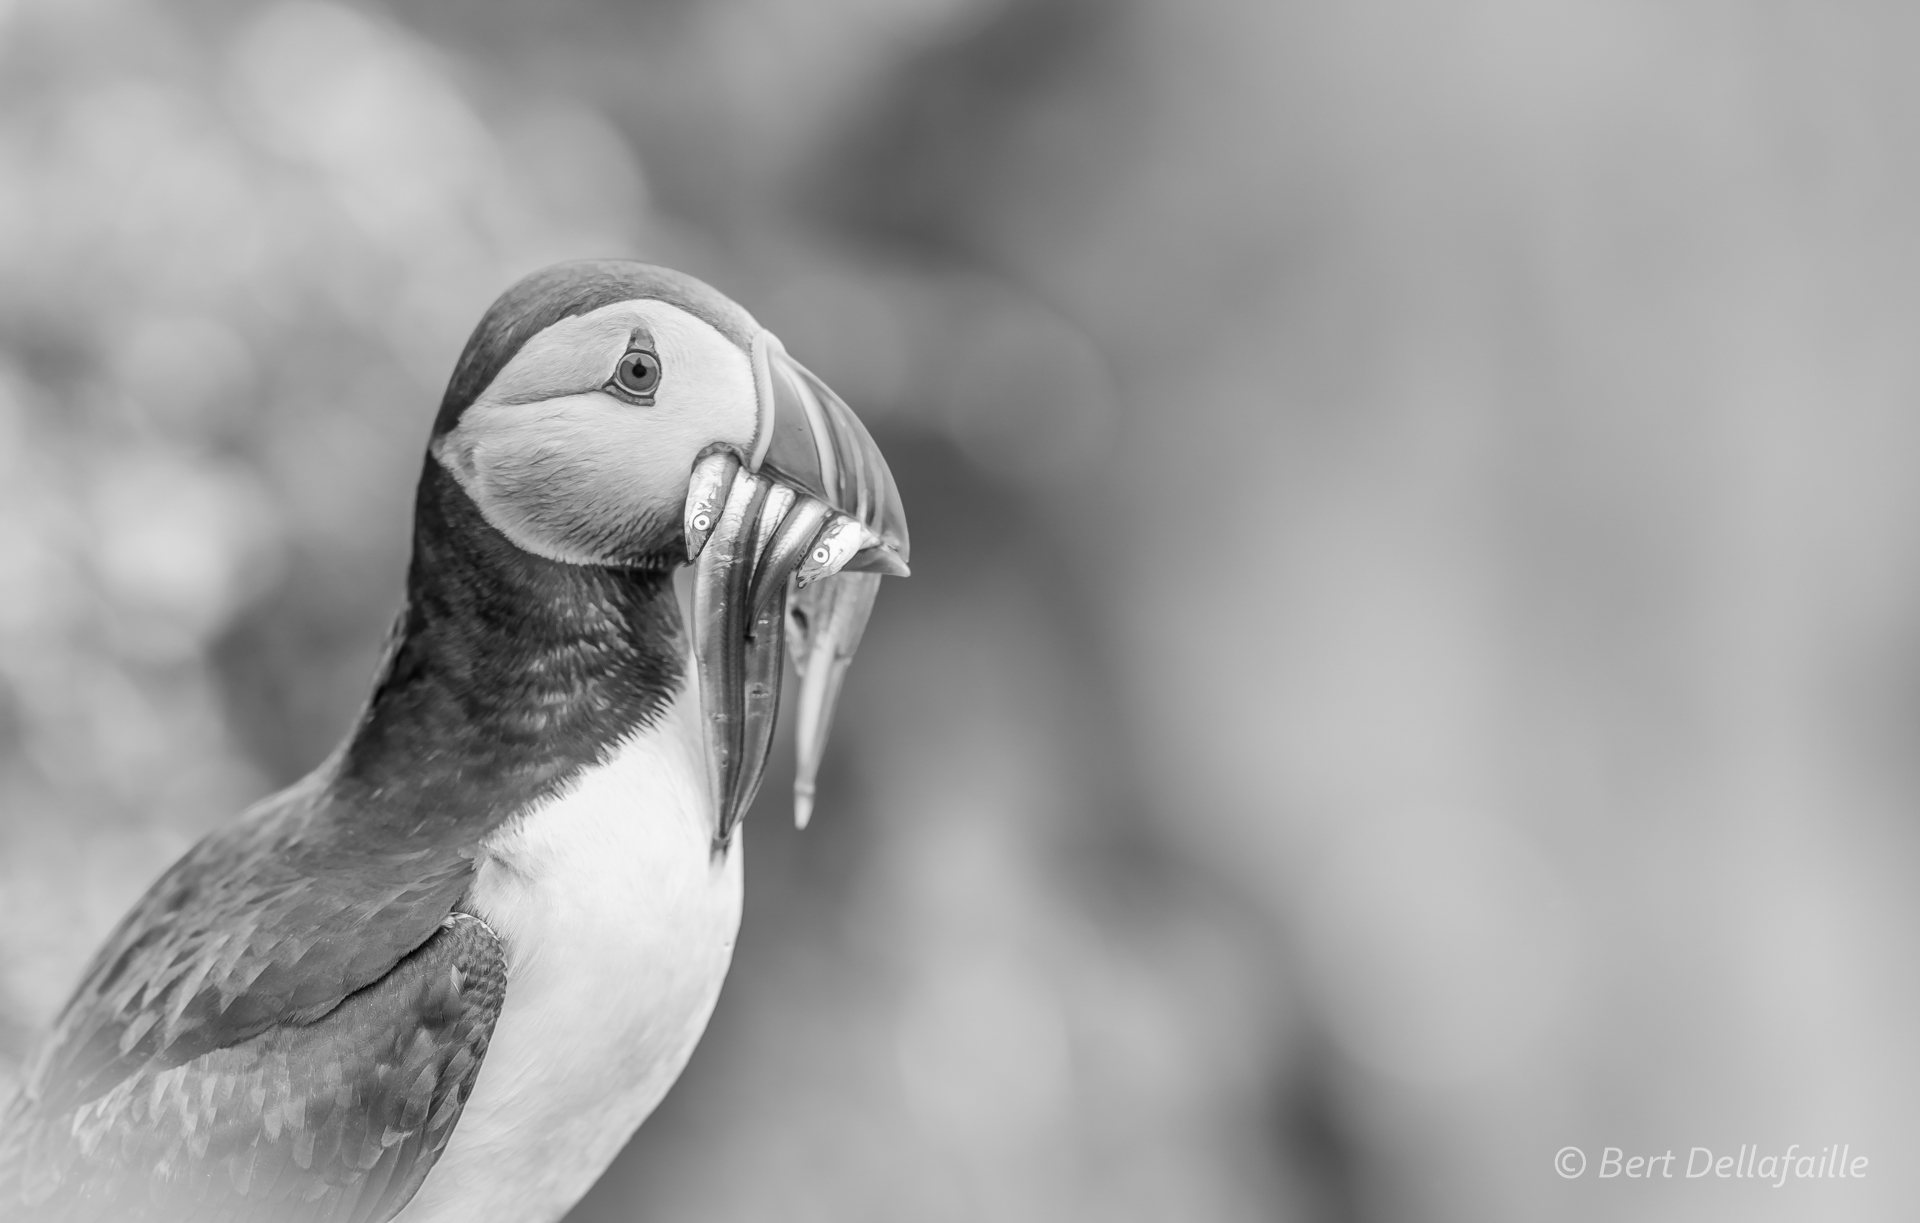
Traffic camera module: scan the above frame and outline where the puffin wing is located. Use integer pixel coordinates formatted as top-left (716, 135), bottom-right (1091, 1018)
top-left (0, 912), bottom-right (506, 1223)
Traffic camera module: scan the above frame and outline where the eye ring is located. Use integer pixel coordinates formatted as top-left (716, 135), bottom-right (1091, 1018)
top-left (611, 348), bottom-right (662, 399)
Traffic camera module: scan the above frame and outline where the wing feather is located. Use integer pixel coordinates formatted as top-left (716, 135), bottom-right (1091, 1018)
top-left (19, 786), bottom-right (477, 1120)
top-left (0, 914), bottom-right (505, 1223)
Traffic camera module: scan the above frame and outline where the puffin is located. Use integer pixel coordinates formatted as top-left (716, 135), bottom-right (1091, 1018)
top-left (0, 260), bottom-right (910, 1222)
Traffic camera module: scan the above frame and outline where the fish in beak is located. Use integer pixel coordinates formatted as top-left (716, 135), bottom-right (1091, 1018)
top-left (684, 332), bottom-right (910, 850)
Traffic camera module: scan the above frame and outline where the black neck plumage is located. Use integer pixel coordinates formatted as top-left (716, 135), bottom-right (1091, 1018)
top-left (329, 459), bottom-right (686, 848)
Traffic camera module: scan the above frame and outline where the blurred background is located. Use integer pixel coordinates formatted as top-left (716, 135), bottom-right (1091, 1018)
top-left (0, 0), bottom-right (1916, 1219)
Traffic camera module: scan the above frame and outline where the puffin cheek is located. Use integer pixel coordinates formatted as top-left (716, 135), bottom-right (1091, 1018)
top-left (574, 466), bottom-right (680, 560)
top-left (460, 445), bottom-right (600, 563)
top-left (588, 418), bottom-right (698, 519)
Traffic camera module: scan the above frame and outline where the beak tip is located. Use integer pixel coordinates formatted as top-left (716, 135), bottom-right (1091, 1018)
top-left (845, 544), bottom-right (911, 579)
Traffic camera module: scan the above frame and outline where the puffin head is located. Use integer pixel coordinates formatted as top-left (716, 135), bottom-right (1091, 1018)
top-left (430, 260), bottom-right (909, 847)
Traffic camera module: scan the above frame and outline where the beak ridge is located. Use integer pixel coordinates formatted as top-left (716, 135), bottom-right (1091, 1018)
top-left (755, 333), bottom-right (910, 573)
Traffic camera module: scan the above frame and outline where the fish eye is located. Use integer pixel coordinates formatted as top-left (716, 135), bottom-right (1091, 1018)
top-left (611, 349), bottom-right (662, 399)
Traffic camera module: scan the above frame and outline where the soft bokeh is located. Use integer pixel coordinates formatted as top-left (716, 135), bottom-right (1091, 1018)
top-left (1, 1), bottom-right (1916, 1220)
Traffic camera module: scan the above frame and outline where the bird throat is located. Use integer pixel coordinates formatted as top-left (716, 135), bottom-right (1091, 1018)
top-left (332, 460), bottom-right (688, 849)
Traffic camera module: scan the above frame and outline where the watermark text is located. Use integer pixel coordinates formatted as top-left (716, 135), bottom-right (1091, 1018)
top-left (1554, 1145), bottom-right (1866, 1187)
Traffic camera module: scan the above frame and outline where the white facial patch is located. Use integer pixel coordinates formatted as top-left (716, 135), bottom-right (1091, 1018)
top-left (434, 300), bottom-right (760, 567)
top-left (478, 311), bottom-right (640, 408)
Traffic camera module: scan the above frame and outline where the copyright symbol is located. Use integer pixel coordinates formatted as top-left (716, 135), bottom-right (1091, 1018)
top-left (1554, 1147), bottom-right (1586, 1178)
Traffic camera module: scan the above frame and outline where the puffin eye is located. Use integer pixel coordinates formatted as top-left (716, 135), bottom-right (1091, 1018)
top-left (611, 348), bottom-right (662, 399)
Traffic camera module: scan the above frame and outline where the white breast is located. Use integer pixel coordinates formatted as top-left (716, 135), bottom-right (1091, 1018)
top-left (395, 672), bottom-right (743, 1223)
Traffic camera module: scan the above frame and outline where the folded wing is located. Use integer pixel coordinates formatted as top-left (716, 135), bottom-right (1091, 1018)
top-left (0, 913), bottom-right (506, 1223)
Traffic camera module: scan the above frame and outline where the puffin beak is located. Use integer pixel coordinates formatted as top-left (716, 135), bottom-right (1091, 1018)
top-left (683, 332), bottom-right (910, 850)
